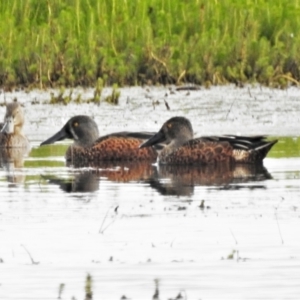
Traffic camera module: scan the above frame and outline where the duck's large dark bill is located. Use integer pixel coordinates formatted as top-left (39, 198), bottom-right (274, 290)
top-left (139, 130), bottom-right (166, 148)
top-left (40, 128), bottom-right (68, 146)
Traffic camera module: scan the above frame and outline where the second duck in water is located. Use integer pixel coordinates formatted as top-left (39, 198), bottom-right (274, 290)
top-left (0, 102), bottom-right (30, 149)
top-left (140, 116), bottom-right (277, 165)
top-left (40, 115), bottom-right (157, 162)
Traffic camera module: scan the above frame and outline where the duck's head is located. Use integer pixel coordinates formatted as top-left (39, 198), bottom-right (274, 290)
top-left (140, 116), bottom-right (193, 149)
top-left (1, 103), bottom-right (25, 134)
top-left (40, 115), bottom-right (99, 147)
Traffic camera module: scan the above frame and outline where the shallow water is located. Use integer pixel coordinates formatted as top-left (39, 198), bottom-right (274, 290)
top-left (0, 85), bottom-right (300, 299)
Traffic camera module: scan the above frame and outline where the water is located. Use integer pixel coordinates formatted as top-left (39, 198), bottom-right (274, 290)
top-left (0, 85), bottom-right (300, 299)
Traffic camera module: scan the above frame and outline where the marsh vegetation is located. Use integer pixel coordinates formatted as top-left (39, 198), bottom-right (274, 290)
top-left (1, 0), bottom-right (300, 89)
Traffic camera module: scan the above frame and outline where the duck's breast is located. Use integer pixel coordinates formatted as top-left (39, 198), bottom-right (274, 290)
top-left (0, 133), bottom-right (30, 149)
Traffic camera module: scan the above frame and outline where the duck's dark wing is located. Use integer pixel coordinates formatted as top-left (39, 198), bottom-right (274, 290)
top-left (97, 131), bottom-right (156, 141)
top-left (200, 135), bottom-right (277, 150)
top-left (95, 131), bottom-right (164, 150)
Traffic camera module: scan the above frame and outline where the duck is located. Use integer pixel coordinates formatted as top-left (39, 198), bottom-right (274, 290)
top-left (40, 115), bottom-right (158, 162)
top-left (0, 102), bottom-right (30, 149)
top-left (139, 116), bottom-right (277, 165)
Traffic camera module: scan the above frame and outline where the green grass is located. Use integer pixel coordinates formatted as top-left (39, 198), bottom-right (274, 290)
top-left (1, 0), bottom-right (300, 88)
top-left (268, 137), bottom-right (300, 158)
top-left (30, 143), bottom-right (68, 158)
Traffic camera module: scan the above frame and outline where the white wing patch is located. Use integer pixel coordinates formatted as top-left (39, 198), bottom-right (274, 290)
top-left (233, 149), bottom-right (250, 162)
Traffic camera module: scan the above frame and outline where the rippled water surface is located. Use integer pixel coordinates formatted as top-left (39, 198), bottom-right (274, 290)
top-left (0, 85), bottom-right (300, 299)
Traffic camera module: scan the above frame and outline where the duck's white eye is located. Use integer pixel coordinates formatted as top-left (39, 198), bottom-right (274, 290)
top-left (73, 122), bottom-right (79, 127)
top-left (167, 123), bottom-right (172, 129)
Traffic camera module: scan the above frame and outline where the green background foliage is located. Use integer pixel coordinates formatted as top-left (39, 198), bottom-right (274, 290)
top-left (1, 0), bottom-right (300, 88)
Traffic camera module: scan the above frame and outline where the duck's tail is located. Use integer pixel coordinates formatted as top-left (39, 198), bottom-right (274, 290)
top-left (232, 138), bottom-right (278, 163)
top-left (202, 135), bottom-right (277, 163)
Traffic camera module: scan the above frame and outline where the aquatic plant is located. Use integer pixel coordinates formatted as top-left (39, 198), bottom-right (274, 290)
top-left (91, 78), bottom-right (103, 104)
top-left (50, 88), bottom-right (72, 105)
top-left (57, 283), bottom-right (65, 299)
top-left (104, 83), bottom-right (120, 105)
top-left (0, 0), bottom-right (300, 88)
top-left (227, 249), bottom-right (237, 260)
top-left (153, 278), bottom-right (160, 299)
top-left (47, 80), bottom-right (120, 105)
top-left (66, 274), bottom-right (189, 299)
top-left (85, 273), bottom-right (93, 300)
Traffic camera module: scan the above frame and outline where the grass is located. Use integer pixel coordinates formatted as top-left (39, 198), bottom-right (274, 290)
top-left (1, 0), bottom-right (300, 88)
top-left (268, 137), bottom-right (300, 158)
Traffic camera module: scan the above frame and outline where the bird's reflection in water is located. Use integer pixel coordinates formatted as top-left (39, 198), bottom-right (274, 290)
top-left (43, 161), bottom-right (156, 193)
top-left (95, 161), bottom-right (155, 183)
top-left (42, 171), bottom-right (100, 193)
top-left (42, 161), bottom-right (272, 195)
top-left (0, 148), bottom-right (30, 185)
top-left (148, 163), bottom-right (272, 196)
